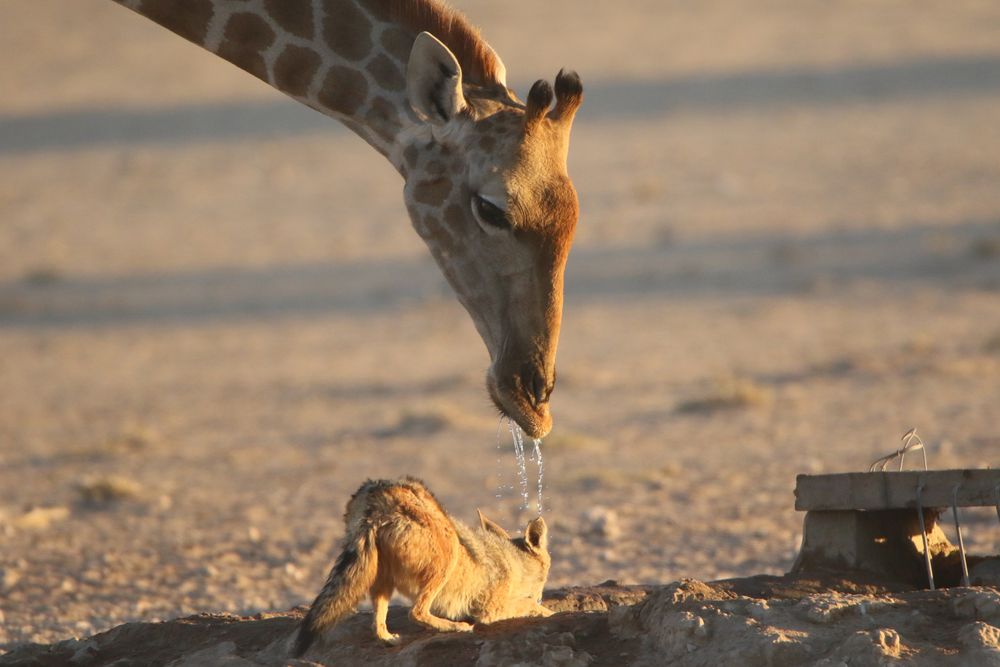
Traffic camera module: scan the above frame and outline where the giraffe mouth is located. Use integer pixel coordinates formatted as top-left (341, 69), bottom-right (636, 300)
top-left (486, 370), bottom-right (553, 439)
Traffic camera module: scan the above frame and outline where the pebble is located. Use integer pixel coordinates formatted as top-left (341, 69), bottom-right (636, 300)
top-left (1, 568), bottom-right (21, 590)
top-left (959, 621), bottom-right (1000, 651)
top-left (582, 506), bottom-right (621, 542)
top-left (13, 506), bottom-right (69, 530)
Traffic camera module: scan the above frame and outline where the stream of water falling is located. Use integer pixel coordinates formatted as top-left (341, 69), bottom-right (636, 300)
top-left (531, 437), bottom-right (544, 513)
top-left (500, 419), bottom-right (544, 514)
top-left (507, 419), bottom-right (530, 509)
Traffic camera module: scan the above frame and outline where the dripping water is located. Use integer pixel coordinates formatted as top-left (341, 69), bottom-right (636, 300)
top-left (532, 437), bottom-right (544, 513)
top-left (508, 418), bottom-right (530, 510)
top-left (502, 420), bottom-right (545, 514)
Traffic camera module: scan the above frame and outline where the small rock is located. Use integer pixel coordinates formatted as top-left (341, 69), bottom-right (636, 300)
top-left (582, 506), bottom-right (621, 542)
top-left (834, 628), bottom-right (903, 661)
top-left (663, 578), bottom-right (719, 605)
top-left (959, 621), bottom-right (1000, 651)
top-left (874, 628), bottom-right (902, 657)
top-left (75, 476), bottom-right (142, 504)
top-left (761, 630), bottom-right (812, 665)
top-left (1, 567), bottom-right (21, 590)
top-left (12, 505), bottom-right (69, 530)
top-left (798, 594), bottom-right (880, 624)
top-left (955, 590), bottom-right (1000, 620)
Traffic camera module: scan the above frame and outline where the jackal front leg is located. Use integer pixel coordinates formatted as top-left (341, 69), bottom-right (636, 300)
top-left (409, 575), bottom-right (473, 634)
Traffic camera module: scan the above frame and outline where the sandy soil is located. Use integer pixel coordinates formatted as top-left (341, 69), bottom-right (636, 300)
top-left (7, 577), bottom-right (1000, 666)
top-left (2, 0), bottom-right (1000, 651)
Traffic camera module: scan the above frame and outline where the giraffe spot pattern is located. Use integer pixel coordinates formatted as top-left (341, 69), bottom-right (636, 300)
top-left (423, 213), bottom-right (460, 255)
top-left (323, 0), bottom-right (373, 62)
top-left (363, 0), bottom-right (394, 21)
top-left (406, 201), bottom-right (434, 238)
top-left (264, 0), bottom-right (313, 40)
top-left (379, 26), bottom-right (412, 64)
top-left (424, 159), bottom-right (448, 176)
top-left (273, 45), bottom-right (322, 97)
top-left (217, 13), bottom-right (276, 81)
top-left (444, 203), bottom-right (466, 228)
top-left (318, 66), bottom-right (368, 116)
top-left (365, 97), bottom-right (400, 144)
top-left (412, 178), bottom-right (452, 206)
top-left (366, 54), bottom-right (405, 92)
top-left (403, 145), bottom-right (420, 170)
top-left (139, 0), bottom-right (215, 45)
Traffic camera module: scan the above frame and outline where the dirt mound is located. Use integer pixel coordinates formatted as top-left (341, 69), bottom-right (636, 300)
top-left (4, 575), bottom-right (998, 666)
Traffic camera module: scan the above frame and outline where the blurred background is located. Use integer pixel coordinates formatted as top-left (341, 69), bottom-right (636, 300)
top-left (2, 0), bottom-right (999, 647)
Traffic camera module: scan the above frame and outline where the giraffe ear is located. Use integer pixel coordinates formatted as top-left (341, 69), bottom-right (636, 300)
top-left (407, 32), bottom-right (468, 124)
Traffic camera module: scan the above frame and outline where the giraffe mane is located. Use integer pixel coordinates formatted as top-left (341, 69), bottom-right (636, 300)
top-left (377, 0), bottom-right (506, 87)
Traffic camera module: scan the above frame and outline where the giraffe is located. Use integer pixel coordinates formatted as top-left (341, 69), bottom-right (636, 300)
top-left (110, 0), bottom-right (582, 438)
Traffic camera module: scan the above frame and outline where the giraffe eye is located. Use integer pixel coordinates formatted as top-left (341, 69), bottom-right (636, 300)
top-left (471, 194), bottom-right (511, 231)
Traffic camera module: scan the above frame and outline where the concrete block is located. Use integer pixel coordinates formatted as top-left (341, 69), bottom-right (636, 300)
top-left (795, 470), bottom-right (1000, 511)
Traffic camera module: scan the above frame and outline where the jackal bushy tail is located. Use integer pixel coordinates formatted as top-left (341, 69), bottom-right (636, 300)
top-left (293, 523), bottom-right (378, 657)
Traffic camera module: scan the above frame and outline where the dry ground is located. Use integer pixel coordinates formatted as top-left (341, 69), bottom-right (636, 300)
top-left (2, 0), bottom-right (1000, 649)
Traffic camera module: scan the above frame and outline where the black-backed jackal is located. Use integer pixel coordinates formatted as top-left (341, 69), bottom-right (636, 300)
top-left (293, 477), bottom-right (552, 656)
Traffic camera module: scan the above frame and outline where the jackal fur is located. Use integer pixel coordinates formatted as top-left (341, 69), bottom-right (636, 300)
top-left (293, 477), bottom-right (552, 656)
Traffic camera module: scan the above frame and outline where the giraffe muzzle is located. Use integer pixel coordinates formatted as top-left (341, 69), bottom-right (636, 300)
top-left (486, 364), bottom-right (554, 439)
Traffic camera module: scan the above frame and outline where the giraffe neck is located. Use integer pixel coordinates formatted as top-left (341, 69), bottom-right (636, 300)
top-left (111, 0), bottom-right (496, 170)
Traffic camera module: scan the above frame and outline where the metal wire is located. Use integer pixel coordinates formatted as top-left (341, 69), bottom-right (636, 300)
top-left (869, 428), bottom-right (928, 473)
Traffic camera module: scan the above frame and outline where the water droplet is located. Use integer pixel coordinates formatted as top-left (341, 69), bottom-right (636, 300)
top-left (495, 416), bottom-right (506, 506)
top-left (532, 438), bottom-right (544, 514)
top-left (508, 420), bottom-right (530, 510)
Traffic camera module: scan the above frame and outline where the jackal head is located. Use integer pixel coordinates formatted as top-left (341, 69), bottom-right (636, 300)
top-left (478, 510), bottom-right (552, 620)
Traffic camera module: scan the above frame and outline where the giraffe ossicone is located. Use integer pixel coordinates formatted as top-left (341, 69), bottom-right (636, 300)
top-left (113, 0), bottom-right (583, 438)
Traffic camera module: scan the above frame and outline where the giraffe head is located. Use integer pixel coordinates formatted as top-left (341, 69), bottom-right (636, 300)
top-left (400, 33), bottom-right (582, 439)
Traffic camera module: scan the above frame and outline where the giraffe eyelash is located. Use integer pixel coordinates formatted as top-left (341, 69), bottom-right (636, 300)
top-left (471, 194), bottom-right (512, 231)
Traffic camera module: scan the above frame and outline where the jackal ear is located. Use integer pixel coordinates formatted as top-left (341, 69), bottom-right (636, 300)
top-left (478, 509), bottom-right (509, 538)
top-left (525, 517), bottom-right (548, 553)
top-left (407, 32), bottom-right (468, 124)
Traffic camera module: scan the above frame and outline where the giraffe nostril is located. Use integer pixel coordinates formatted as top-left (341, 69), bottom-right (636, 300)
top-left (520, 367), bottom-right (551, 409)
